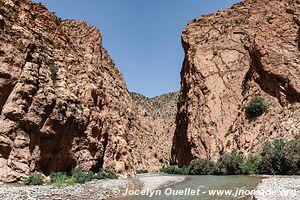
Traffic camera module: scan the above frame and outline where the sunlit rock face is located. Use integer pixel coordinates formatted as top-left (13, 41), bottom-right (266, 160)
top-left (0, 0), bottom-right (171, 182)
top-left (172, 0), bottom-right (300, 166)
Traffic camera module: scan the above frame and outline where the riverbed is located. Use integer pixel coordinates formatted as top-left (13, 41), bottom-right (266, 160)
top-left (112, 175), bottom-right (262, 200)
top-left (0, 174), bottom-right (184, 200)
top-left (2, 174), bottom-right (300, 200)
top-left (0, 174), bottom-right (263, 200)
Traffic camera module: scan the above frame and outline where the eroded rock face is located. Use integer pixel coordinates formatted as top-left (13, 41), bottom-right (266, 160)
top-left (0, 0), bottom-right (167, 182)
top-left (131, 92), bottom-right (178, 166)
top-left (172, 0), bottom-right (300, 166)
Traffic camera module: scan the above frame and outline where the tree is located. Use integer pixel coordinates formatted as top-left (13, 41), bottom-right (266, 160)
top-left (215, 152), bottom-right (243, 175)
top-left (186, 158), bottom-right (215, 175)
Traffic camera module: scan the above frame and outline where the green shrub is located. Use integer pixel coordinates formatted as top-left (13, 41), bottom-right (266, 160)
top-left (94, 170), bottom-right (107, 180)
top-left (49, 169), bottom-right (118, 186)
top-left (284, 139), bottom-right (300, 175)
top-left (54, 176), bottom-right (76, 187)
top-left (241, 154), bottom-right (262, 174)
top-left (257, 142), bottom-right (273, 174)
top-left (94, 169), bottom-right (118, 179)
top-left (160, 165), bottom-right (187, 175)
top-left (160, 139), bottom-right (300, 176)
top-left (270, 139), bottom-right (287, 174)
top-left (61, 176), bottom-right (76, 185)
top-left (258, 139), bottom-right (287, 174)
top-left (71, 168), bottom-right (94, 183)
top-left (215, 152), bottom-right (243, 175)
top-left (257, 139), bottom-right (300, 175)
top-left (50, 172), bottom-right (68, 183)
top-left (186, 158), bottom-right (215, 175)
top-left (49, 64), bottom-right (59, 81)
top-left (49, 172), bottom-right (76, 187)
top-left (106, 170), bottom-right (118, 179)
top-left (24, 172), bottom-right (44, 185)
top-left (245, 96), bottom-right (268, 119)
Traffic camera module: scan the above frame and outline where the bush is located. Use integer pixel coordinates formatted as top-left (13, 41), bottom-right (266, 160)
top-left (71, 168), bottom-right (94, 184)
top-left (94, 170), bottom-right (107, 180)
top-left (284, 139), bottom-right (300, 175)
top-left (24, 172), bottom-right (44, 185)
top-left (49, 64), bottom-right (59, 81)
top-left (245, 96), bottom-right (268, 119)
top-left (49, 169), bottom-right (118, 186)
top-left (160, 165), bottom-right (187, 175)
top-left (161, 139), bottom-right (300, 176)
top-left (257, 139), bottom-right (300, 175)
top-left (257, 142), bottom-right (273, 174)
top-left (258, 139), bottom-right (288, 174)
top-left (186, 158), bottom-right (215, 175)
top-left (106, 170), bottom-right (118, 179)
top-left (241, 154), bottom-right (262, 174)
top-left (215, 152), bottom-right (243, 175)
top-left (184, 150), bottom-right (288, 176)
top-left (94, 169), bottom-right (118, 179)
top-left (61, 176), bottom-right (76, 186)
top-left (50, 172), bottom-right (68, 183)
top-left (49, 172), bottom-right (76, 187)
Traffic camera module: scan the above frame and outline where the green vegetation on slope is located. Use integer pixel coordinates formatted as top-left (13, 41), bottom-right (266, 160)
top-left (161, 139), bottom-right (300, 175)
top-left (24, 168), bottom-right (118, 187)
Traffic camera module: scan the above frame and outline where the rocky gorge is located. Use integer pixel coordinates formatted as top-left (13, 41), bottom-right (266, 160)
top-left (0, 0), bottom-right (300, 188)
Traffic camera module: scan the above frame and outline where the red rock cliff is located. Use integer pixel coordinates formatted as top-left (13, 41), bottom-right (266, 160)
top-left (172, 0), bottom-right (300, 166)
top-left (0, 0), bottom-right (169, 182)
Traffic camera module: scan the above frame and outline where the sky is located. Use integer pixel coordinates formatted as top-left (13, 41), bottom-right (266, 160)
top-left (33, 0), bottom-right (241, 97)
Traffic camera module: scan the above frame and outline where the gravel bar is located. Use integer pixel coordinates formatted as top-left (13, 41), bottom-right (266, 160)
top-left (0, 174), bottom-right (185, 200)
top-left (253, 176), bottom-right (300, 200)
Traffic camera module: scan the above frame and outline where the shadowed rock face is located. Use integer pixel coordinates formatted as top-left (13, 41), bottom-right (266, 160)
top-left (172, 0), bottom-right (300, 166)
top-left (0, 0), bottom-right (169, 182)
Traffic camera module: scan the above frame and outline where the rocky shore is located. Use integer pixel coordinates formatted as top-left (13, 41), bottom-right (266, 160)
top-left (0, 174), bottom-right (185, 200)
top-left (253, 176), bottom-right (300, 200)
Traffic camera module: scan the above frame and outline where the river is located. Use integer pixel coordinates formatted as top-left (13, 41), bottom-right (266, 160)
top-left (114, 175), bottom-right (262, 200)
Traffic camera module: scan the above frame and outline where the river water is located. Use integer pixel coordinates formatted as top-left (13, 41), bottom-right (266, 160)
top-left (115, 175), bottom-right (262, 200)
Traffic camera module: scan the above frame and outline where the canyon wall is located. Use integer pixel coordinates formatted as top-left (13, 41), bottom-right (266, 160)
top-left (0, 0), bottom-right (171, 182)
top-left (172, 0), bottom-right (300, 166)
top-left (131, 92), bottom-right (178, 164)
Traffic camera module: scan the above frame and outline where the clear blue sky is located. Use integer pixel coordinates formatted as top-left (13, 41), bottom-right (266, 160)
top-left (34, 0), bottom-right (241, 97)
